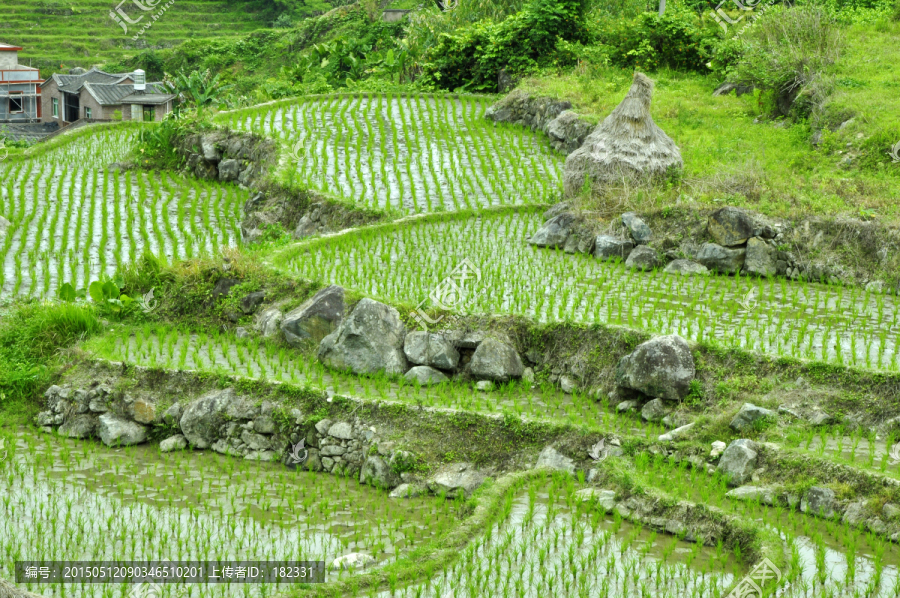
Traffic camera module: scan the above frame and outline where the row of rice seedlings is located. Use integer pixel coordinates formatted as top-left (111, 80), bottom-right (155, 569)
top-left (372, 471), bottom-right (735, 598)
top-left (781, 425), bottom-right (900, 477)
top-left (222, 93), bottom-right (562, 213)
top-left (0, 159), bottom-right (245, 297)
top-left (0, 429), bottom-right (461, 598)
top-left (631, 451), bottom-right (900, 597)
top-left (88, 324), bottom-right (666, 434)
top-left (276, 211), bottom-right (900, 370)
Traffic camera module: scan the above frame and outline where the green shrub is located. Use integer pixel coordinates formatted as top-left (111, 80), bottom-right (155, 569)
top-left (595, 5), bottom-right (718, 72)
top-left (0, 303), bottom-right (101, 408)
top-left (421, 0), bottom-right (591, 91)
top-left (728, 5), bottom-right (843, 118)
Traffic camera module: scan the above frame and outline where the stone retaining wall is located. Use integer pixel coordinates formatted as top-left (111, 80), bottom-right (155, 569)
top-left (485, 90), bottom-right (594, 155)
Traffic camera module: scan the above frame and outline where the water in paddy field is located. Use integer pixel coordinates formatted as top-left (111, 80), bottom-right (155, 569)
top-left (282, 211), bottom-right (900, 371)
top-left (0, 428), bottom-right (463, 598)
top-left (0, 131), bottom-right (247, 298)
top-left (230, 94), bottom-right (563, 212)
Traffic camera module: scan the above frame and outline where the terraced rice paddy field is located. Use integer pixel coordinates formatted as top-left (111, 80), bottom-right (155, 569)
top-left (276, 209), bottom-right (900, 371)
top-left (223, 95), bottom-right (562, 212)
top-left (0, 127), bottom-right (248, 297)
top-left (5, 92), bottom-right (900, 598)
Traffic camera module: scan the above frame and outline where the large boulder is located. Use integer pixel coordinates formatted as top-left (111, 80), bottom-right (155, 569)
top-left (58, 414), bottom-right (98, 439)
top-left (624, 245), bottom-right (660, 271)
top-left (621, 212), bottom-right (652, 244)
top-left (256, 307), bottom-right (283, 338)
top-left (404, 366), bottom-right (449, 386)
top-left (801, 486), bottom-right (836, 518)
top-left (562, 73), bottom-right (683, 196)
top-left (616, 335), bottom-right (695, 401)
top-left (695, 243), bottom-right (745, 274)
top-left (404, 331), bottom-right (460, 370)
top-left (470, 337), bottom-right (525, 382)
top-left (529, 213), bottom-right (579, 248)
top-left (97, 413), bottom-right (147, 447)
top-left (729, 403), bottom-right (776, 432)
top-left (545, 110), bottom-right (593, 155)
top-left (359, 456), bottom-right (401, 490)
top-left (426, 463), bottom-right (487, 498)
top-left (317, 298), bottom-right (409, 375)
top-left (716, 439), bottom-right (759, 487)
top-left (281, 285), bottom-right (345, 347)
top-left (708, 207), bottom-right (755, 247)
top-left (664, 259), bottom-right (708, 276)
top-left (744, 238), bottom-right (777, 277)
top-left (535, 446), bottom-right (575, 474)
top-left (180, 388), bottom-right (240, 449)
top-left (593, 236), bottom-right (634, 262)
top-left (641, 398), bottom-right (672, 423)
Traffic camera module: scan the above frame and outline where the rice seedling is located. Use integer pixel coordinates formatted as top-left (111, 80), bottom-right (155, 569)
top-left (222, 93), bottom-right (563, 213)
top-left (274, 209), bottom-right (900, 371)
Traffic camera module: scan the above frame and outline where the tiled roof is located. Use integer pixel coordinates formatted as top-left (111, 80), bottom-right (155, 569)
top-left (45, 67), bottom-right (131, 94)
top-left (84, 81), bottom-right (174, 105)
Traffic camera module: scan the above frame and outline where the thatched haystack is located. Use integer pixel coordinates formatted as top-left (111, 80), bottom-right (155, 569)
top-left (562, 72), bottom-right (683, 197)
top-left (0, 578), bottom-right (46, 598)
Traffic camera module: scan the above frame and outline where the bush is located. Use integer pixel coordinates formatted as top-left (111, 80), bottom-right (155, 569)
top-left (420, 0), bottom-right (591, 91)
top-left (728, 5), bottom-right (843, 117)
top-left (595, 5), bottom-right (718, 72)
top-left (0, 303), bottom-right (101, 408)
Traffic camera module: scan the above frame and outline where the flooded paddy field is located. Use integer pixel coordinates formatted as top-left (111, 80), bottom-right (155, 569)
top-left (224, 94), bottom-right (562, 213)
top-left (277, 210), bottom-right (900, 371)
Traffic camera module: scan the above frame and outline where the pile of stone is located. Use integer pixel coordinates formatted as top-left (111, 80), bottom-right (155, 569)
top-left (178, 130), bottom-right (274, 187)
top-left (485, 91), bottom-right (593, 155)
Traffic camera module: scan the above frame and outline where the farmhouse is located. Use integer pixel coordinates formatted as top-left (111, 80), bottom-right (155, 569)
top-left (40, 67), bottom-right (175, 125)
top-left (0, 42), bottom-right (43, 123)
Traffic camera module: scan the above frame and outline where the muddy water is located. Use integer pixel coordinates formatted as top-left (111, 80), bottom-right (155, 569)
top-left (0, 429), bottom-right (463, 598)
top-left (282, 211), bottom-right (900, 371)
top-left (236, 95), bottom-right (562, 212)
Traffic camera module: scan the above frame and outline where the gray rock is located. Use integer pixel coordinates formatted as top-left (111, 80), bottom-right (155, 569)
top-left (708, 207), bottom-right (756, 247)
top-left (470, 337), bottom-right (525, 382)
top-left (744, 237), bottom-right (777, 277)
top-left (281, 285), bottom-right (345, 347)
top-left (35, 411), bottom-right (63, 426)
top-left (200, 135), bottom-right (221, 162)
top-left (658, 422), bottom-right (694, 441)
top-left (58, 414), bottom-right (98, 439)
top-left (88, 396), bottom-right (109, 413)
top-left (475, 380), bottom-right (495, 392)
top-left (403, 332), bottom-right (460, 370)
top-left (328, 422), bottom-right (353, 440)
top-left (616, 399), bottom-right (640, 413)
top-left (244, 450), bottom-right (278, 462)
top-left (240, 291), bottom-right (267, 314)
top-left (616, 335), bottom-right (695, 401)
top-left (180, 388), bottom-right (240, 449)
top-left (162, 402), bottom-right (183, 427)
top-left (426, 463), bottom-right (486, 498)
top-left (559, 375), bottom-right (578, 394)
top-left (641, 398), bottom-right (672, 423)
top-left (868, 517), bottom-right (887, 535)
top-left (535, 446), bottom-right (575, 474)
top-left (625, 245), bottom-right (660, 270)
top-left (389, 483), bottom-right (428, 499)
top-left (575, 488), bottom-right (616, 511)
top-left (314, 419), bottom-right (333, 436)
top-left (404, 365), bottom-right (449, 386)
top-left (593, 235), bottom-right (635, 262)
top-left (97, 413), bottom-right (147, 447)
top-left (729, 403), bottom-right (776, 432)
top-left (883, 503), bottom-right (900, 520)
top-left (320, 445), bottom-right (346, 457)
top-left (235, 327), bottom-right (250, 339)
top-left (129, 398), bottom-right (159, 425)
top-left (241, 431), bottom-right (271, 451)
top-left (664, 259), bottom-right (708, 276)
top-left (622, 212), bottom-right (652, 244)
top-left (710, 441), bottom-right (727, 458)
top-left (317, 298), bottom-right (409, 375)
top-left (725, 486), bottom-right (777, 505)
top-left (218, 158), bottom-right (241, 181)
top-left (545, 110), bottom-right (593, 155)
top-left (716, 440), bottom-right (759, 487)
top-left (160, 434), bottom-right (188, 453)
top-left (529, 213), bottom-right (578, 248)
top-left (359, 456), bottom-right (401, 490)
top-left (256, 307), bottom-right (283, 338)
top-left (842, 502), bottom-right (867, 526)
top-left (866, 280), bottom-right (885, 294)
top-left (807, 410), bottom-right (834, 426)
top-left (801, 487), bottom-right (836, 518)
top-left (695, 243), bottom-right (746, 274)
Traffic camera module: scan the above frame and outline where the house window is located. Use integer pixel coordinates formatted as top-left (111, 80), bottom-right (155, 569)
top-left (8, 94), bottom-right (23, 114)
top-left (143, 105), bottom-right (155, 122)
top-left (85, 107), bottom-right (92, 119)
top-left (131, 104), bottom-right (142, 121)
top-left (52, 97), bottom-right (59, 118)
